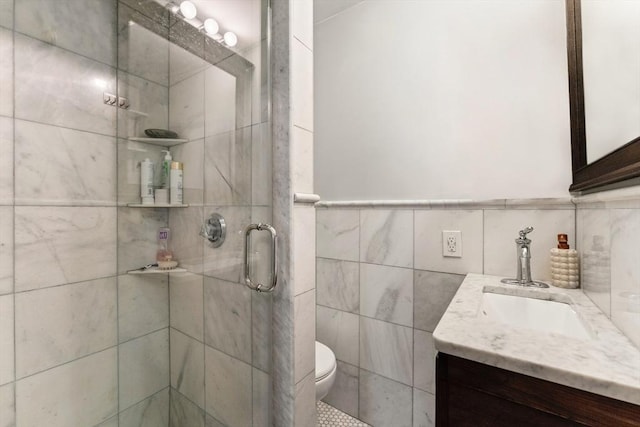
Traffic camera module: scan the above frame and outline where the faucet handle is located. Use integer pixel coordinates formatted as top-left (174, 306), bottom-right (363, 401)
top-left (518, 226), bottom-right (534, 239)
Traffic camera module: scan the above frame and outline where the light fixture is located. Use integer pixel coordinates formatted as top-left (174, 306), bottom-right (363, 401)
top-left (203, 18), bottom-right (219, 36)
top-left (223, 31), bottom-right (238, 47)
top-left (179, 1), bottom-right (197, 20)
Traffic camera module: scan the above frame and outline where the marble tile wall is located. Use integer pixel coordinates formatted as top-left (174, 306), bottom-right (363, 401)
top-left (1, 1), bottom-right (173, 425)
top-left (316, 203), bottom-right (575, 426)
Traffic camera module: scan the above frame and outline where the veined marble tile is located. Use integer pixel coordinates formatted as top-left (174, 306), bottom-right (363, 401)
top-left (204, 346), bottom-right (252, 427)
top-left (15, 0), bottom-right (116, 66)
top-left (170, 328), bottom-right (204, 408)
top-left (119, 9), bottom-right (169, 86)
top-left (292, 126), bottom-right (313, 194)
top-left (15, 119), bottom-right (117, 205)
top-left (610, 209), bottom-right (640, 349)
top-left (170, 388), bottom-right (205, 427)
top-left (16, 348), bottom-right (118, 427)
top-left (119, 329), bottom-right (170, 410)
top-left (169, 272), bottom-right (204, 340)
top-left (293, 206), bottom-right (316, 295)
top-left (360, 263), bottom-right (413, 326)
top-left (414, 270), bottom-right (464, 332)
top-left (323, 361), bottom-right (359, 419)
top-left (169, 70), bottom-right (204, 141)
top-left (117, 139), bottom-right (166, 205)
top-left (204, 65), bottom-right (236, 137)
top-left (0, 382), bottom-right (14, 427)
top-left (0, 116), bottom-right (12, 205)
top-left (170, 138), bottom-right (204, 205)
top-left (0, 207), bottom-right (12, 295)
top-left (483, 209), bottom-right (576, 281)
top-left (204, 129), bottom-right (251, 206)
top-left (251, 123), bottom-right (272, 206)
top-left (15, 206), bottom-right (117, 291)
top-left (291, 38), bottom-right (313, 131)
top-left (169, 41), bottom-right (208, 86)
top-left (0, 28), bottom-right (13, 117)
top-left (294, 371), bottom-right (316, 427)
top-left (169, 206), bottom-right (204, 274)
top-left (202, 206), bottom-right (250, 283)
top-left (413, 389), bottom-right (436, 427)
top-left (413, 330), bottom-right (436, 393)
top-left (204, 277), bottom-right (251, 363)
top-left (96, 415), bottom-right (118, 427)
top-left (360, 209), bottom-right (413, 268)
top-left (578, 208), bottom-right (611, 315)
top-left (359, 369), bottom-right (412, 427)
top-left (0, 295), bottom-right (13, 385)
top-left (14, 34), bottom-right (117, 136)
top-left (316, 305), bottom-right (359, 366)
top-left (292, 0), bottom-right (313, 50)
top-left (317, 258), bottom-right (359, 313)
top-left (252, 368), bottom-right (272, 427)
top-left (0, 0), bottom-right (12, 29)
top-left (252, 290), bottom-right (273, 373)
top-left (360, 317), bottom-right (413, 386)
top-left (119, 388), bottom-right (169, 427)
top-left (118, 274), bottom-right (168, 342)
top-left (15, 277), bottom-right (117, 378)
top-left (294, 290), bottom-right (315, 383)
top-left (117, 71), bottom-right (169, 139)
top-left (118, 207), bottom-right (168, 274)
top-left (317, 209), bottom-right (359, 262)
top-left (414, 210), bottom-right (484, 275)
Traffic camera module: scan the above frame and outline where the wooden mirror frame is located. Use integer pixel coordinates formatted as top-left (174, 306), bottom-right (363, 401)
top-left (566, 0), bottom-right (640, 192)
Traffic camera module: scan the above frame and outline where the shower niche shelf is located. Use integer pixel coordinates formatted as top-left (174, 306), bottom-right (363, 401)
top-left (127, 203), bottom-right (189, 208)
top-left (128, 136), bottom-right (188, 147)
top-left (128, 266), bottom-right (187, 275)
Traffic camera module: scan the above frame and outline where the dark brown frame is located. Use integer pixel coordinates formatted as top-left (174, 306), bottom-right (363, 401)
top-left (566, 0), bottom-right (640, 192)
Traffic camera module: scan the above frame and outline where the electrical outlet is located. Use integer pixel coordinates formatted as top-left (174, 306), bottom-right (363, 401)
top-left (442, 230), bottom-right (462, 258)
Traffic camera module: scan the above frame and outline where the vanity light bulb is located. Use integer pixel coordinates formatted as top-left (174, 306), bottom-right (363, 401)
top-left (223, 31), bottom-right (238, 47)
top-left (203, 18), bottom-right (219, 35)
top-left (179, 1), bottom-right (197, 19)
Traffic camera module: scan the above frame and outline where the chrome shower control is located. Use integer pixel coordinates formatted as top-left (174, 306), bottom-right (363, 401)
top-left (200, 213), bottom-right (226, 247)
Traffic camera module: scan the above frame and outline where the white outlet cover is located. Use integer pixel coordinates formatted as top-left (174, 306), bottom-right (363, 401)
top-left (442, 230), bottom-right (462, 258)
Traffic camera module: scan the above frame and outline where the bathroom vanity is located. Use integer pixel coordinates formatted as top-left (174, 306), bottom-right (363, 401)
top-left (433, 274), bottom-right (640, 426)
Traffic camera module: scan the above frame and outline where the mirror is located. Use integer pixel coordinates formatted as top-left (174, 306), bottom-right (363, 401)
top-left (566, 0), bottom-right (640, 192)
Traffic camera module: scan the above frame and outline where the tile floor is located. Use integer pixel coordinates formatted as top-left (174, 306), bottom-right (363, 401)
top-left (317, 401), bottom-right (370, 426)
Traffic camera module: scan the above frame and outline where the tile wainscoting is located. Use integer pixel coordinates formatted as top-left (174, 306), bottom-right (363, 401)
top-left (315, 194), bottom-right (640, 426)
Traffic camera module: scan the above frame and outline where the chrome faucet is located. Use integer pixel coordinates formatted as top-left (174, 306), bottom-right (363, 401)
top-left (501, 226), bottom-right (549, 288)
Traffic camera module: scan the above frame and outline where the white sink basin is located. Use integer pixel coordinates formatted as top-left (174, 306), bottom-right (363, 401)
top-left (479, 289), bottom-right (594, 340)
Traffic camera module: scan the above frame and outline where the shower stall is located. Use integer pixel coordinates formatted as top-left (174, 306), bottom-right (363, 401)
top-left (0, 0), bottom-right (315, 425)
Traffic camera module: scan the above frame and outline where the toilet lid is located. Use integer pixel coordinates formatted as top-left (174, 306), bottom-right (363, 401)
top-left (316, 341), bottom-right (336, 380)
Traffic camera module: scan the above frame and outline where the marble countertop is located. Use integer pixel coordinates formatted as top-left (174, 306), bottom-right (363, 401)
top-left (433, 273), bottom-right (640, 405)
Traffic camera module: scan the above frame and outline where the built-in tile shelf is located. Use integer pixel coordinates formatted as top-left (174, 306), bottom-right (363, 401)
top-left (127, 266), bottom-right (187, 275)
top-left (127, 203), bottom-right (189, 208)
top-left (128, 137), bottom-right (189, 147)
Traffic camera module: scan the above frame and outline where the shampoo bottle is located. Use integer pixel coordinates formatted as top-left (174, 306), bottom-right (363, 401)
top-left (550, 234), bottom-right (579, 288)
top-left (170, 161), bottom-right (183, 205)
top-left (140, 158), bottom-right (154, 205)
top-left (160, 150), bottom-right (172, 189)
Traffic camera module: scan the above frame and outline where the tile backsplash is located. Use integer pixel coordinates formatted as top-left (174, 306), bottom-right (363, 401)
top-left (316, 196), bottom-right (640, 426)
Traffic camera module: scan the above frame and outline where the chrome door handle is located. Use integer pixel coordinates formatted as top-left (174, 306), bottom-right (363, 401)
top-left (244, 223), bottom-right (277, 293)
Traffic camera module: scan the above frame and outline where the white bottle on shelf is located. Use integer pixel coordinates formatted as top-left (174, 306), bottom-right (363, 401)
top-left (140, 158), bottom-right (154, 205)
top-left (170, 161), bottom-right (183, 205)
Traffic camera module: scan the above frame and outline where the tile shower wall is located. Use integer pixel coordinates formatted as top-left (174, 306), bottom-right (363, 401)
top-left (316, 203), bottom-right (576, 426)
top-left (0, 1), bottom-right (174, 425)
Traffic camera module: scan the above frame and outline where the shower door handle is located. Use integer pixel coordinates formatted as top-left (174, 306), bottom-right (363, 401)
top-left (244, 223), bottom-right (278, 293)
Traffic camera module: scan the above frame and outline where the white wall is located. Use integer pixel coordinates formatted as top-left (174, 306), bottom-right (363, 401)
top-left (314, 0), bottom-right (573, 200)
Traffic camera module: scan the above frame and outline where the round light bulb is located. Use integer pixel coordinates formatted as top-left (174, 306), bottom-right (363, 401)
top-left (179, 1), bottom-right (197, 19)
top-left (223, 31), bottom-right (238, 47)
top-left (203, 18), bottom-right (219, 35)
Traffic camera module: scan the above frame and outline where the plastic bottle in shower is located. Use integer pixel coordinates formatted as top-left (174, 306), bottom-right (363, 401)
top-left (140, 158), bottom-right (154, 205)
top-left (156, 227), bottom-right (173, 263)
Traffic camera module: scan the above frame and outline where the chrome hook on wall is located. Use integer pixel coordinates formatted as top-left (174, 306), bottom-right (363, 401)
top-left (200, 213), bottom-right (226, 248)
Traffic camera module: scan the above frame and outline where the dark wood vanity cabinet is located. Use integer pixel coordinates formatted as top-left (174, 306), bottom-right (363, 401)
top-left (436, 353), bottom-right (640, 427)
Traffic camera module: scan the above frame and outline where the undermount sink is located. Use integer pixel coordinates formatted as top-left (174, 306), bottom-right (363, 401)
top-left (478, 288), bottom-right (594, 340)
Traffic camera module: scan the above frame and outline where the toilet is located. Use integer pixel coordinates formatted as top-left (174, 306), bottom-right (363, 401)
top-left (315, 341), bottom-right (337, 401)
